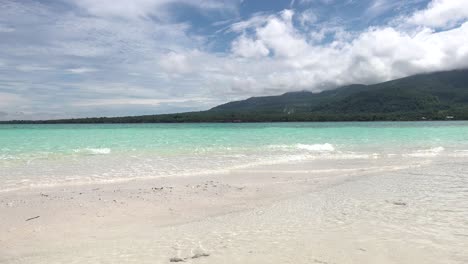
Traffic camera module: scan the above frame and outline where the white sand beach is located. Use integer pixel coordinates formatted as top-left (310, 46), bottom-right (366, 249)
top-left (2, 157), bottom-right (467, 264)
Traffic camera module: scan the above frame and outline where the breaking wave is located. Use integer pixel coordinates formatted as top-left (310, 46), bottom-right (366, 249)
top-left (73, 148), bottom-right (111, 155)
top-left (296, 143), bottom-right (335, 152)
top-left (267, 143), bottom-right (335, 152)
top-left (404, 147), bottom-right (445, 157)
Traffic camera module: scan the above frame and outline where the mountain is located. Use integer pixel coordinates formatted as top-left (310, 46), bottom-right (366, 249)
top-left (211, 69), bottom-right (468, 117)
top-left (3, 69), bottom-right (468, 123)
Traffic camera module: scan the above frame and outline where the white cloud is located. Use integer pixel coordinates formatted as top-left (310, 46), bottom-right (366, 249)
top-left (299, 0), bottom-right (334, 5)
top-left (408, 0), bottom-right (468, 28)
top-left (71, 0), bottom-right (240, 20)
top-left (298, 9), bottom-right (318, 27)
top-left (365, 0), bottom-right (397, 19)
top-left (229, 12), bottom-right (271, 32)
top-left (231, 35), bottom-right (269, 58)
top-left (66, 67), bottom-right (98, 74)
top-left (72, 97), bottom-right (212, 107)
top-left (159, 52), bottom-right (193, 74)
top-left (16, 65), bottom-right (52, 72)
top-left (224, 4), bottom-right (468, 94)
top-left (230, 10), bottom-right (308, 57)
top-left (255, 10), bottom-right (309, 58)
top-left (72, 0), bottom-right (163, 19)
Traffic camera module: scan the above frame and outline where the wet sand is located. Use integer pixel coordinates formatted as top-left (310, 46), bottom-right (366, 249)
top-left (1, 158), bottom-right (467, 264)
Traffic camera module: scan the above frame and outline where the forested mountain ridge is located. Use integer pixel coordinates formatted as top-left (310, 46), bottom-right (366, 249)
top-left (211, 69), bottom-right (468, 115)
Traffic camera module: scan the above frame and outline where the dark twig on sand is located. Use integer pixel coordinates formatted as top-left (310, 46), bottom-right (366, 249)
top-left (25, 216), bottom-right (40, 221)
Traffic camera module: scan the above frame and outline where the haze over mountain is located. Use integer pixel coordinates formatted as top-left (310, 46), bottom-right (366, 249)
top-left (3, 69), bottom-right (468, 123)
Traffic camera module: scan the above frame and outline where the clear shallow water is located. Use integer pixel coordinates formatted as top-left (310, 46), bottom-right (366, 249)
top-left (2, 121), bottom-right (468, 191)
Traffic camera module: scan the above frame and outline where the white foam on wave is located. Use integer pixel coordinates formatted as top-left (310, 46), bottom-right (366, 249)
top-left (296, 143), bottom-right (335, 152)
top-left (313, 152), bottom-right (377, 160)
top-left (266, 144), bottom-right (383, 160)
top-left (0, 154), bottom-right (18, 160)
top-left (6, 143), bottom-right (452, 193)
top-left (74, 148), bottom-right (111, 155)
top-left (448, 150), bottom-right (468, 157)
top-left (405, 146), bottom-right (444, 157)
top-left (267, 143), bottom-right (336, 152)
top-left (0, 149), bottom-right (430, 193)
top-left (88, 148), bottom-right (111, 154)
top-left (267, 144), bottom-right (290, 150)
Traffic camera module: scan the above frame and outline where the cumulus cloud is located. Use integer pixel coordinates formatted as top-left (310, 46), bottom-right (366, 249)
top-left (408, 0), bottom-right (468, 28)
top-left (231, 35), bottom-right (269, 58)
top-left (224, 3), bottom-right (468, 93)
top-left (231, 10), bottom-right (309, 58)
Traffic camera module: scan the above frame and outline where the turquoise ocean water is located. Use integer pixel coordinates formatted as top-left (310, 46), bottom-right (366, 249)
top-left (2, 121), bottom-right (468, 192)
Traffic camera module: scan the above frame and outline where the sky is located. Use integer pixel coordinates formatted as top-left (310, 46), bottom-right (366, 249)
top-left (0, 0), bottom-right (468, 120)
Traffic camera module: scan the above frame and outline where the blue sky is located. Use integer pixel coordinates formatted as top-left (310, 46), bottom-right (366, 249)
top-left (0, 0), bottom-right (468, 120)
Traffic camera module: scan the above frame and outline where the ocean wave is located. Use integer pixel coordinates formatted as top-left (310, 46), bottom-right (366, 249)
top-left (404, 146), bottom-right (444, 157)
top-left (267, 143), bottom-right (336, 152)
top-left (73, 148), bottom-right (111, 155)
top-left (313, 152), bottom-right (375, 160)
top-left (296, 143), bottom-right (335, 152)
top-left (0, 150), bottom-right (426, 193)
top-left (0, 154), bottom-right (18, 160)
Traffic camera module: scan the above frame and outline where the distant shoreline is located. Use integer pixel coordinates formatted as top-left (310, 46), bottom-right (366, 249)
top-left (0, 117), bottom-right (463, 124)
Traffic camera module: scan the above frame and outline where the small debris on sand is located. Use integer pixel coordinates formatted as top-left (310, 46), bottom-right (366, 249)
top-left (169, 257), bottom-right (185, 262)
top-left (192, 253), bottom-right (210, 259)
top-left (25, 216), bottom-right (40, 221)
top-left (385, 200), bottom-right (408, 206)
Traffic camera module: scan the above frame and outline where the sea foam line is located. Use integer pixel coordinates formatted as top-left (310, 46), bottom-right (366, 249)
top-left (73, 148), bottom-right (111, 155)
